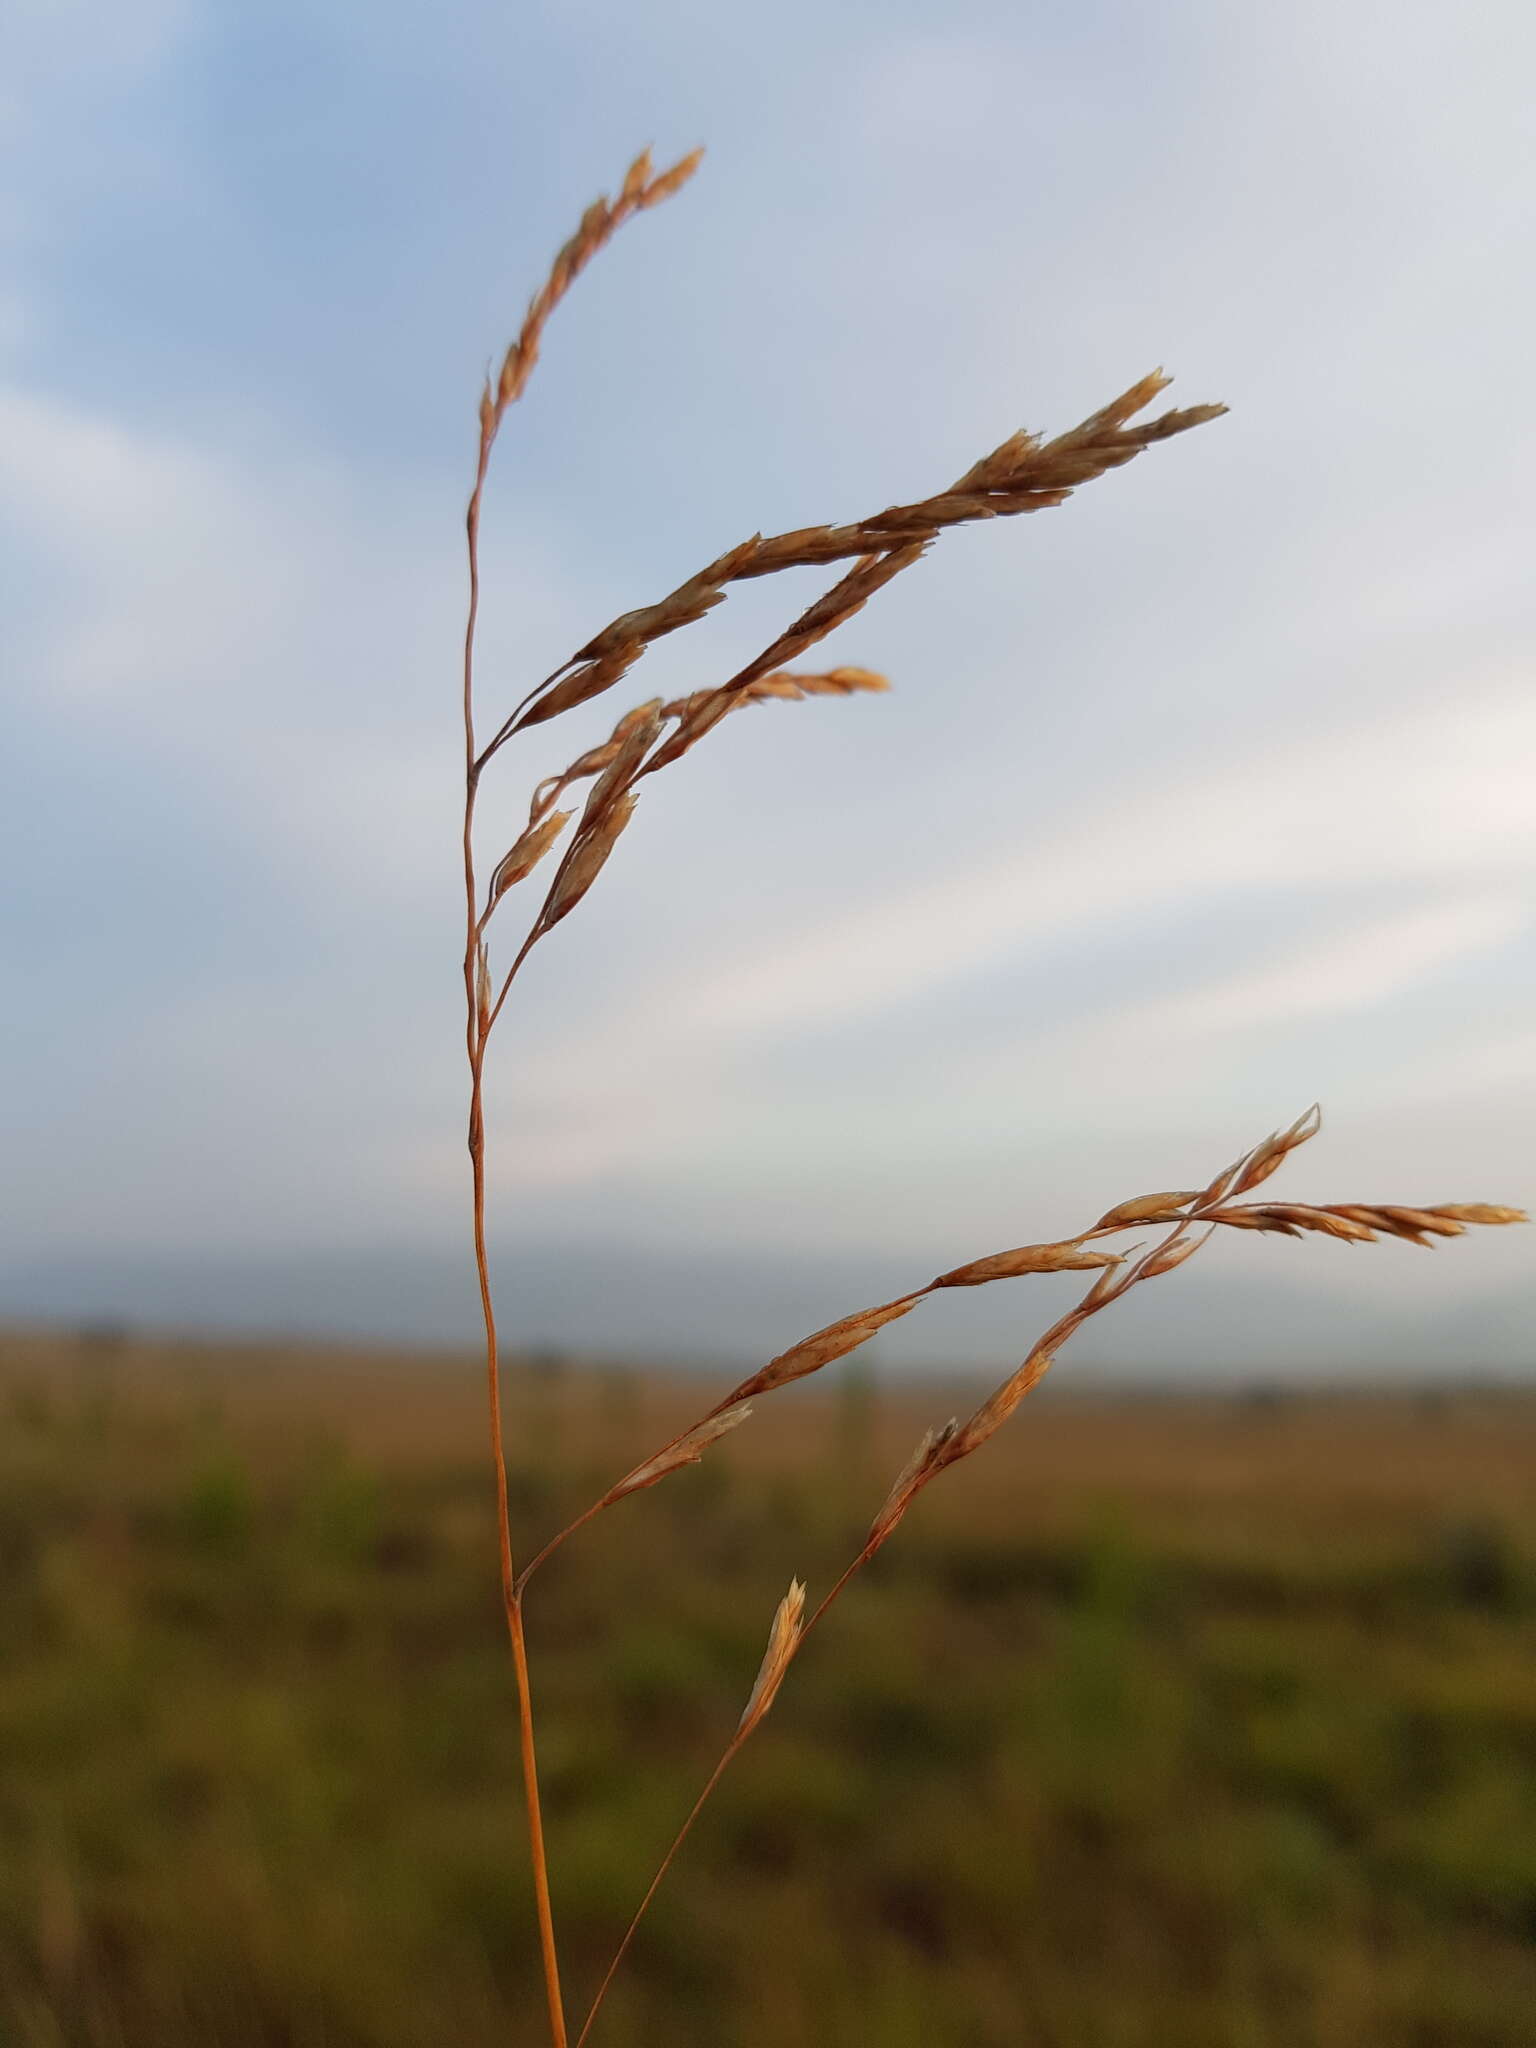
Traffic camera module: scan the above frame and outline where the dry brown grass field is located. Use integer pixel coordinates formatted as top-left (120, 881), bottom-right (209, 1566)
top-left (2, 1325), bottom-right (1533, 2047)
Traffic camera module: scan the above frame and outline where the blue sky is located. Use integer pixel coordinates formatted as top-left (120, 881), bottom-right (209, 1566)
top-left (3, 0), bottom-right (1532, 1369)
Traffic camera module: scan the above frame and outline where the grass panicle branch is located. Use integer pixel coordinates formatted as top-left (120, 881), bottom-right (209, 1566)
top-left (456, 154), bottom-right (1521, 2048)
top-left (564, 1114), bottom-right (1522, 2034)
top-left (519, 1106), bottom-right (1524, 1591)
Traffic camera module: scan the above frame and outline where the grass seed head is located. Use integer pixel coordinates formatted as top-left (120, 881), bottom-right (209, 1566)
top-left (488, 810), bottom-right (573, 905)
top-left (930, 1241), bottom-right (1123, 1289)
top-left (542, 792), bottom-right (638, 928)
top-left (1093, 1191), bottom-right (1200, 1231)
top-left (739, 1578), bottom-right (806, 1735)
top-left (606, 1403), bottom-right (753, 1504)
top-left (726, 1295), bottom-right (923, 1404)
top-left (870, 1419), bottom-right (960, 1543)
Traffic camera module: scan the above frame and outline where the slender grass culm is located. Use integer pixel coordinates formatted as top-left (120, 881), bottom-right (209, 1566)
top-left (457, 151), bottom-right (1525, 2047)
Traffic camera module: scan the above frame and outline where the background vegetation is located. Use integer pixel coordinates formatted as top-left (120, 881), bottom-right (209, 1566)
top-left (2, 1328), bottom-right (1533, 2047)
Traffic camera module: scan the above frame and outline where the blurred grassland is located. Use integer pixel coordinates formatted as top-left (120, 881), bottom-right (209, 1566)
top-left (1, 1325), bottom-right (1534, 2047)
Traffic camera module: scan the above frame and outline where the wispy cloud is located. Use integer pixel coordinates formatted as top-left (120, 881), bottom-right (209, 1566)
top-left (2, 0), bottom-right (1532, 1362)
top-left (523, 683), bottom-right (1536, 1061)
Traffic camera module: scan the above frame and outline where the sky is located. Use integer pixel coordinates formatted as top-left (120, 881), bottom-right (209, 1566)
top-left (3, 0), bottom-right (1532, 1376)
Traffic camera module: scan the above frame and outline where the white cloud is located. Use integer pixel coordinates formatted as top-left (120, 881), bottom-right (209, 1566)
top-left (1106, 896), bottom-right (1528, 1042)
top-left (3, 0), bottom-right (1533, 1350)
top-left (491, 865), bottom-right (1530, 1200)
top-left (596, 682), bottom-right (1536, 1047)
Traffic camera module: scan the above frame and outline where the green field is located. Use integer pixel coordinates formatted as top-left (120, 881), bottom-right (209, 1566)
top-left (1, 1328), bottom-right (1534, 2047)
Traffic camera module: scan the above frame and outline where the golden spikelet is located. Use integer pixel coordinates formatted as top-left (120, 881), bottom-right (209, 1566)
top-left (738, 1579), bottom-right (807, 1735)
top-left (604, 1403), bottom-right (753, 1505)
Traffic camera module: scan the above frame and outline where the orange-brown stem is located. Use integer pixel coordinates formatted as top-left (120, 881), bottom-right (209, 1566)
top-left (576, 1743), bottom-right (741, 2047)
top-left (466, 457), bottom-right (568, 2048)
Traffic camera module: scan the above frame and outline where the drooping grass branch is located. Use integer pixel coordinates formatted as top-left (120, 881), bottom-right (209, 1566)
top-left (517, 1106), bottom-right (1524, 1592)
top-left (456, 150), bottom-right (1523, 2048)
top-left (561, 1109), bottom-right (1524, 2042)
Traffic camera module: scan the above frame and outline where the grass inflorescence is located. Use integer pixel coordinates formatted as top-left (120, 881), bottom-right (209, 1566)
top-left (456, 151), bottom-right (1524, 2045)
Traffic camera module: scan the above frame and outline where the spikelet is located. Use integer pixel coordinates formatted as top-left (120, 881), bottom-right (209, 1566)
top-left (541, 793), bottom-right (638, 928)
top-left (1139, 1228), bottom-right (1214, 1278)
top-left (580, 700), bottom-right (663, 822)
top-left (1427, 1204), bottom-right (1527, 1226)
top-left (516, 642), bottom-right (645, 730)
top-left (723, 1295), bottom-right (923, 1404)
top-left (929, 1240), bottom-right (1122, 1289)
top-left (1209, 1200), bottom-right (1528, 1250)
top-left (1231, 1104), bottom-right (1322, 1195)
top-left (658, 666), bottom-right (889, 724)
top-left (1093, 1191), bottom-right (1200, 1230)
top-left (639, 145), bottom-right (706, 207)
top-left (950, 1344), bottom-right (1059, 1459)
top-left (738, 1579), bottom-right (806, 1735)
top-left (1080, 1257), bottom-right (1135, 1309)
top-left (487, 810), bottom-right (572, 907)
top-left (869, 1420), bottom-right (959, 1544)
top-left (604, 1403), bottom-right (752, 1504)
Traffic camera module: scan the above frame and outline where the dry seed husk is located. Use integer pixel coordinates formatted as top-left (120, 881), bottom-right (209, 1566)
top-left (489, 809), bottom-right (572, 904)
top-left (541, 793), bottom-right (637, 928)
top-left (725, 1295), bottom-right (922, 1404)
top-left (739, 1578), bottom-right (806, 1733)
top-left (1093, 1191), bottom-right (1200, 1230)
top-left (606, 1402), bottom-right (752, 1503)
top-left (929, 1241), bottom-right (1121, 1289)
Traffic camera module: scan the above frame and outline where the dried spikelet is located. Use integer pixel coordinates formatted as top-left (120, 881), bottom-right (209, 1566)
top-left (1093, 1191), bottom-right (1200, 1231)
top-left (640, 145), bottom-right (705, 207)
top-left (1259, 1204), bottom-right (1380, 1244)
top-left (1375, 1205), bottom-right (1469, 1239)
top-left (644, 688), bottom-right (738, 767)
top-left (738, 1578), bottom-right (806, 1734)
top-left (950, 1345), bottom-right (1058, 1459)
top-left (783, 544), bottom-right (928, 641)
top-left (1045, 370), bottom-right (1175, 448)
top-left (562, 740), bottom-right (623, 783)
top-left (1080, 1257), bottom-right (1134, 1309)
top-left (1139, 1228), bottom-right (1214, 1278)
top-left (581, 700), bottom-right (663, 820)
top-left (643, 548), bottom-right (929, 779)
top-left (929, 1240), bottom-right (1122, 1289)
top-left (1209, 1196), bottom-right (1522, 1250)
top-left (1232, 1103), bottom-right (1322, 1194)
top-left (604, 1403), bottom-right (752, 1504)
top-left (523, 697), bottom-right (677, 829)
top-left (541, 792), bottom-right (637, 928)
top-left (659, 666), bottom-right (890, 722)
top-left (618, 148), bottom-right (653, 205)
top-left (870, 1420), bottom-right (959, 1543)
top-left (724, 1295), bottom-right (922, 1404)
top-left (1203, 1207), bottom-right (1304, 1236)
top-left (1428, 1204), bottom-right (1527, 1226)
top-left (487, 809), bottom-right (572, 906)
top-left (1196, 1155), bottom-right (1246, 1209)
top-left (573, 540), bottom-right (765, 667)
top-left (800, 665), bottom-right (889, 696)
top-left (516, 642), bottom-right (645, 730)
top-left (949, 427), bottom-right (1043, 494)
